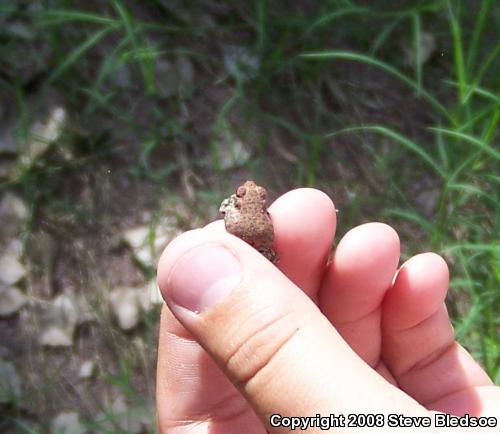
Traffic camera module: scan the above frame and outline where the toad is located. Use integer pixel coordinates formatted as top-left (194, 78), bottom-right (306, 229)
top-left (219, 180), bottom-right (278, 263)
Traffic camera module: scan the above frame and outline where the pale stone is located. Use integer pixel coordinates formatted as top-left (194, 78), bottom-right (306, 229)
top-left (5, 238), bottom-right (22, 257)
top-left (78, 360), bottom-right (96, 379)
top-left (0, 254), bottom-right (26, 286)
top-left (122, 226), bottom-right (150, 251)
top-left (404, 31), bottom-right (436, 66)
top-left (109, 287), bottom-right (141, 330)
top-left (415, 188), bottom-right (439, 218)
top-left (0, 192), bottom-right (28, 221)
top-left (74, 295), bottom-right (97, 325)
top-left (38, 294), bottom-right (79, 347)
top-left (137, 280), bottom-right (164, 312)
top-left (222, 44), bottom-right (260, 81)
top-left (216, 138), bottom-right (251, 170)
top-left (40, 327), bottom-right (73, 347)
top-left (51, 411), bottom-right (86, 434)
top-left (122, 216), bottom-right (180, 269)
top-left (0, 286), bottom-right (27, 317)
top-left (21, 107), bottom-right (66, 167)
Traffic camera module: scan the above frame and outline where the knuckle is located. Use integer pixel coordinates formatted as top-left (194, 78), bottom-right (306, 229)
top-left (223, 305), bottom-right (300, 387)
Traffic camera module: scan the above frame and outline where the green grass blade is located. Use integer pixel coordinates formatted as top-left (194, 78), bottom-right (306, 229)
top-left (457, 104), bottom-right (499, 133)
top-left (385, 208), bottom-right (434, 232)
top-left (255, 0), bottom-right (267, 53)
top-left (444, 80), bottom-right (500, 104)
top-left (483, 106), bottom-right (500, 144)
top-left (305, 0), bottom-right (443, 35)
top-left (370, 16), bottom-right (403, 55)
top-left (446, 0), bottom-right (467, 104)
top-left (464, 41), bottom-right (500, 104)
top-left (436, 124), bottom-right (449, 171)
top-left (326, 125), bottom-right (445, 176)
top-left (36, 8), bottom-right (182, 33)
top-left (260, 112), bottom-right (308, 141)
top-left (443, 243), bottom-right (500, 254)
top-left (36, 9), bottom-right (117, 25)
top-left (412, 12), bottom-right (422, 95)
top-left (46, 24), bottom-right (118, 85)
top-left (446, 149), bottom-right (482, 185)
top-left (454, 298), bottom-right (484, 341)
top-left (429, 127), bottom-right (500, 160)
top-left (466, 0), bottom-right (492, 75)
top-left (301, 51), bottom-right (452, 121)
top-left (305, 7), bottom-right (372, 35)
top-left (447, 182), bottom-right (488, 199)
top-left (113, 1), bottom-right (155, 94)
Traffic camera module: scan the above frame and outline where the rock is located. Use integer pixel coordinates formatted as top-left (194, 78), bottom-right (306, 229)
top-left (0, 126), bottom-right (17, 155)
top-left (5, 238), bottom-right (23, 257)
top-left (415, 188), bottom-right (439, 218)
top-left (122, 216), bottom-right (181, 269)
top-left (0, 254), bottom-right (26, 286)
top-left (0, 286), bottom-right (27, 317)
top-left (74, 295), bottom-right (97, 325)
top-left (51, 411), bottom-right (86, 434)
top-left (109, 281), bottom-right (163, 330)
top-left (222, 44), bottom-right (260, 81)
top-left (0, 359), bottom-right (22, 404)
top-left (0, 192), bottom-right (28, 238)
top-left (0, 192), bottom-right (28, 221)
top-left (78, 360), bottom-right (96, 379)
top-left (122, 226), bottom-right (150, 253)
top-left (214, 137), bottom-right (252, 170)
top-left (137, 280), bottom-right (164, 312)
top-left (38, 294), bottom-right (79, 347)
top-left (40, 327), bottom-right (73, 347)
top-left (404, 31), bottom-right (436, 66)
top-left (20, 107), bottom-right (66, 167)
top-left (109, 287), bottom-right (141, 330)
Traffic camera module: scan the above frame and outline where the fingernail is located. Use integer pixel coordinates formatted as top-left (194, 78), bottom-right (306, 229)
top-left (167, 244), bottom-right (242, 314)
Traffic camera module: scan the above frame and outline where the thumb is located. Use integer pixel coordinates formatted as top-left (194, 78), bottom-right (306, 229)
top-left (158, 228), bottom-right (430, 432)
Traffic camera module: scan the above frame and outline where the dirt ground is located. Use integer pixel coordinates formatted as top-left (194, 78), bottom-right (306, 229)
top-left (1, 1), bottom-right (495, 433)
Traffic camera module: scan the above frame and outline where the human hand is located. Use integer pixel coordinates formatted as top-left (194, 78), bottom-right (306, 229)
top-left (156, 188), bottom-right (500, 433)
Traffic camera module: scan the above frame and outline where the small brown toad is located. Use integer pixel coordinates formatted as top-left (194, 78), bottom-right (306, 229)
top-left (219, 180), bottom-right (278, 263)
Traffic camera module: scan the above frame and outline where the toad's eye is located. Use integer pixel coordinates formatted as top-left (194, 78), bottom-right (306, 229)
top-left (236, 186), bottom-right (246, 197)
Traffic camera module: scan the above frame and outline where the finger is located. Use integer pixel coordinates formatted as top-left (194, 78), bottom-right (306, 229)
top-left (158, 228), bottom-right (431, 432)
top-left (209, 188), bottom-right (337, 298)
top-left (427, 385), bottom-right (500, 417)
top-left (156, 303), bottom-right (263, 433)
top-left (382, 253), bottom-right (492, 406)
top-left (269, 188), bottom-right (336, 297)
top-left (319, 223), bottom-right (400, 366)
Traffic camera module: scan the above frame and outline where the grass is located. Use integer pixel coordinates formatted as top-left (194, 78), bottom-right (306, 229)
top-left (0, 0), bottom-right (498, 430)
